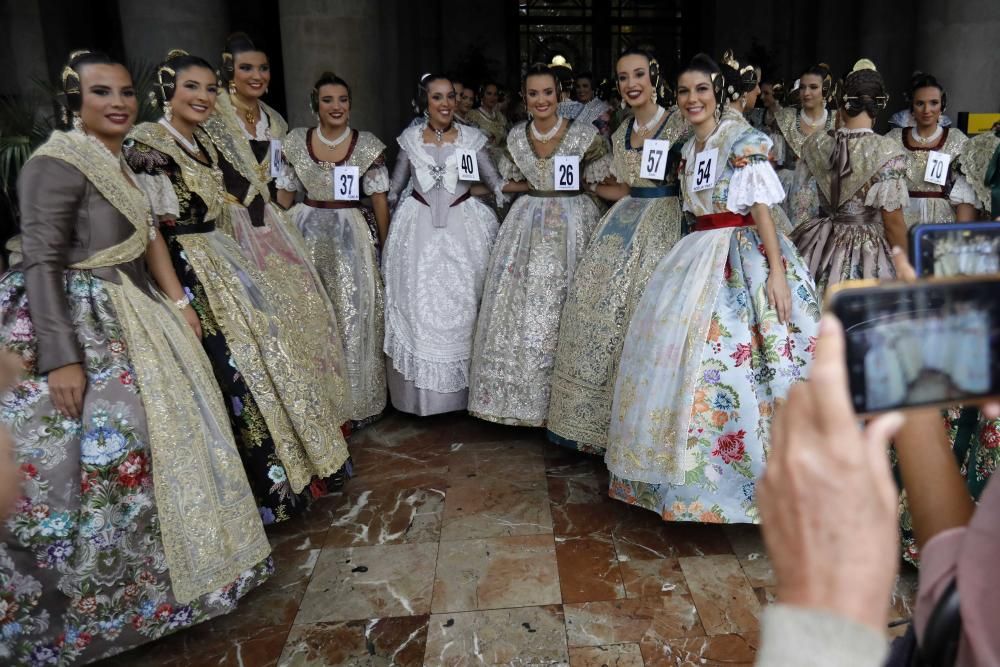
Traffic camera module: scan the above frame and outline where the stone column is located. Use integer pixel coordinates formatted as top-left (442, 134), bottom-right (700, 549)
top-left (118, 1), bottom-right (230, 69)
top-left (916, 0), bottom-right (1000, 116)
top-left (279, 0), bottom-right (389, 134)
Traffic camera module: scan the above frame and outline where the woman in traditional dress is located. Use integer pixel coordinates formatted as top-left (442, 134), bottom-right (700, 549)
top-left (954, 121), bottom-right (1000, 220)
top-left (789, 60), bottom-right (910, 299)
top-left (468, 65), bottom-right (610, 426)
top-left (278, 72), bottom-right (388, 427)
top-left (384, 74), bottom-right (507, 416)
top-left (887, 73), bottom-right (978, 227)
top-left (467, 81), bottom-right (509, 163)
top-left (606, 53), bottom-right (820, 525)
top-left (124, 51), bottom-right (350, 524)
top-left (0, 51), bottom-right (271, 665)
top-left (558, 72), bottom-right (612, 138)
top-left (546, 48), bottom-right (689, 455)
top-left (773, 63), bottom-right (836, 227)
top-left (202, 34), bottom-right (353, 440)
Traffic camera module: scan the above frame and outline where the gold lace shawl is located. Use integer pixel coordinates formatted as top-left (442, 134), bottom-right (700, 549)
top-left (775, 107), bottom-right (835, 160)
top-left (887, 127), bottom-right (968, 195)
top-left (33, 130), bottom-right (270, 602)
top-left (127, 122), bottom-right (228, 222)
top-left (610, 106), bottom-right (689, 187)
top-left (202, 92), bottom-right (287, 206)
top-left (505, 120), bottom-right (606, 188)
top-left (801, 131), bottom-right (907, 209)
top-left (284, 128), bottom-right (386, 200)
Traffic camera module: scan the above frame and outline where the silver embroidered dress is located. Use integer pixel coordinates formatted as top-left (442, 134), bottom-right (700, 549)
top-left (468, 121), bottom-right (610, 426)
top-left (384, 124), bottom-right (504, 416)
top-left (280, 128), bottom-right (388, 423)
top-left (886, 126), bottom-right (976, 227)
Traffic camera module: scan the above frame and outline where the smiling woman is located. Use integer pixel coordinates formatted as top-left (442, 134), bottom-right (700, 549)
top-left (124, 49), bottom-right (352, 527)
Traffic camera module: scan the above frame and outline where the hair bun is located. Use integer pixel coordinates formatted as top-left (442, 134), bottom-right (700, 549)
top-left (851, 58), bottom-right (877, 73)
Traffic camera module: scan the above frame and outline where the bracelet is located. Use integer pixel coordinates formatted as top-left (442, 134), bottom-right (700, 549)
top-left (174, 296), bottom-right (190, 310)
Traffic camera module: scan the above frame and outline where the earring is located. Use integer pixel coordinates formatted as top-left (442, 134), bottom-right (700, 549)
top-left (713, 106), bottom-right (721, 123)
top-left (72, 112), bottom-right (84, 132)
top-left (164, 101), bottom-right (173, 122)
top-left (265, 86), bottom-right (269, 95)
top-left (423, 109), bottom-right (430, 120)
top-left (228, 81), bottom-right (237, 96)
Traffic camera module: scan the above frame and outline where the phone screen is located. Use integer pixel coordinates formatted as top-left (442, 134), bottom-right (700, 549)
top-left (830, 276), bottom-right (1000, 413)
top-left (910, 222), bottom-right (1000, 277)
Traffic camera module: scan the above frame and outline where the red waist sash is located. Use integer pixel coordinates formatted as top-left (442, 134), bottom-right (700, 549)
top-left (694, 212), bottom-right (755, 232)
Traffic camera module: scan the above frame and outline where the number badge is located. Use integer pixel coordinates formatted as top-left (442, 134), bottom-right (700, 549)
top-left (457, 149), bottom-right (480, 182)
top-left (923, 150), bottom-right (951, 187)
top-left (269, 139), bottom-right (285, 178)
top-left (691, 148), bottom-right (719, 193)
top-left (640, 139), bottom-right (670, 180)
top-left (333, 165), bottom-right (360, 201)
top-left (554, 155), bottom-right (580, 191)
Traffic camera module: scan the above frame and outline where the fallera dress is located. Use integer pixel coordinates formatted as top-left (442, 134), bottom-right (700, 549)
top-left (606, 115), bottom-right (821, 524)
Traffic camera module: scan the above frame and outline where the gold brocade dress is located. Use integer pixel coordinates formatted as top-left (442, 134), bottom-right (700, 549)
top-left (955, 128), bottom-right (1000, 218)
top-left (467, 120), bottom-right (610, 426)
top-left (0, 130), bottom-right (271, 665)
top-left (468, 107), bottom-right (510, 165)
top-left (203, 93), bottom-right (353, 436)
top-left (280, 128), bottom-right (388, 423)
top-left (546, 107), bottom-right (689, 454)
top-left (124, 122), bottom-right (350, 523)
top-left (774, 106), bottom-right (835, 227)
top-left (886, 126), bottom-right (973, 227)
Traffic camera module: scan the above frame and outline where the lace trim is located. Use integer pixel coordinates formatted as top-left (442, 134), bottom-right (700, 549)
top-left (363, 165), bottom-right (390, 195)
top-left (727, 161), bottom-right (786, 213)
top-left (384, 318), bottom-right (471, 393)
top-left (134, 171), bottom-right (181, 217)
top-left (584, 153), bottom-right (613, 184)
top-left (949, 173), bottom-right (979, 206)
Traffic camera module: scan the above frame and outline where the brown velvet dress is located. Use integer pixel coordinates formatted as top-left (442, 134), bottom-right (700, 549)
top-left (0, 131), bottom-right (270, 665)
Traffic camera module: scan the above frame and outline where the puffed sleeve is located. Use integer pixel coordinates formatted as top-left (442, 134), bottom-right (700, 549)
top-left (362, 152), bottom-right (390, 196)
top-left (18, 157), bottom-right (86, 373)
top-left (582, 133), bottom-right (612, 184)
top-left (865, 155), bottom-right (909, 212)
top-left (496, 149), bottom-right (525, 182)
top-left (949, 172), bottom-right (979, 206)
top-left (123, 141), bottom-right (180, 219)
top-left (476, 145), bottom-right (507, 205)
top-left (387, 152), bottom-right (412, 209)
top-left (726, 129), bottom-right (786, 213)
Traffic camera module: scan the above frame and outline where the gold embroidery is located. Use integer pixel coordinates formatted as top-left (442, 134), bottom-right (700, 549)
top-left (957, 131), bottom-right (1000, 213)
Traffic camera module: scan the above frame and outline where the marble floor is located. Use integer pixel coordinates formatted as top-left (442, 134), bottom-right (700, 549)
top-left (101, 411), bottom-right (917, 666)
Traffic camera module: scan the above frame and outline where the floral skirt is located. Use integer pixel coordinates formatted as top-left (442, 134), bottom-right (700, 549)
top-left (468, 193), bottom-right (602, 426)
top-left (546, 194), bottom-right (683, 453)
top-left (607, 227), bottom-right (821, 524)
top-left (0, 270), bottom-right (271, 665)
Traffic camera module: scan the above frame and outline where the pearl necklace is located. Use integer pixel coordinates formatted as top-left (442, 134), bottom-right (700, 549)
top-left (316, 125), bottom-right (351, 149)
top-left (800, 108), bottom-right (828, 129)
top-left (530, 116), bottom-right (563, 143)
top-left (911, 125), bottom-right (943, 145)
top-left (632, 105), bottom-right (665, 137)
top-left (159, 118), bottom-right (200, 154)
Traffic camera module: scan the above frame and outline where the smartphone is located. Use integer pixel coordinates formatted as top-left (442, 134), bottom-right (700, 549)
top-left (827, 275), bottom-right (1000, 414)
top-left (909, 222), bottom-right (1000, 277)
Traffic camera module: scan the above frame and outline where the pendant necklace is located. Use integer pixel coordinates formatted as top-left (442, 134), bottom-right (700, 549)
top-left (633, 105), bottom-right (665, 137)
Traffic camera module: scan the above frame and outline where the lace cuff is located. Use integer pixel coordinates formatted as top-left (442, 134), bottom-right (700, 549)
top-left (275, 160), bottom-right (301, 193)
top-left (363, 165), bottom-right (390, 195)
top-left (584, 153), bottom-right (613, 184)
top-left (726, 161), bottom-right (786, 214)
top-left (134, 171), bottom-right (180, 218)
top-left (948, 172), bottom-right (979, 207)
top-left (865, 177), bottom-right (909, 212)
